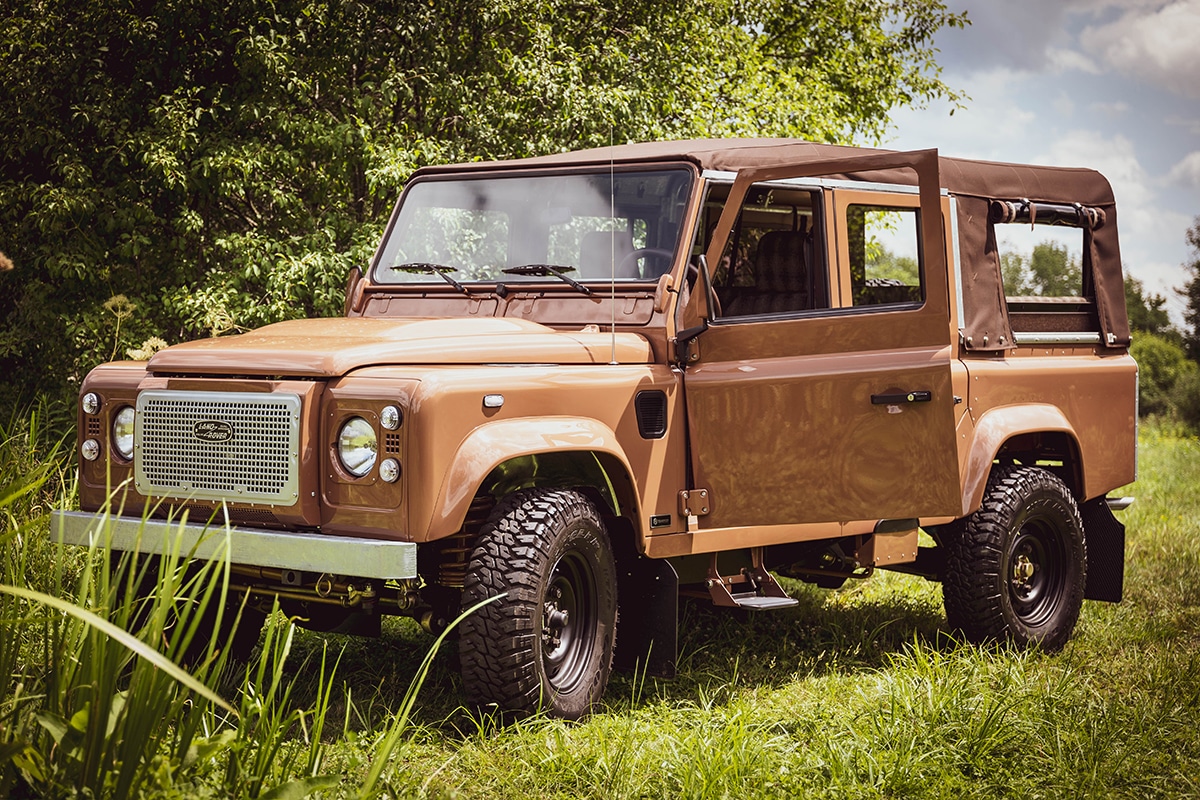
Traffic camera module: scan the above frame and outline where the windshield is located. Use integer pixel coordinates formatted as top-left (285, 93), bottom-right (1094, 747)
top-left (373, 168), bottom-right (693, 285)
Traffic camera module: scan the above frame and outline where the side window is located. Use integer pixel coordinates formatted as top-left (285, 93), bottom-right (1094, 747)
top-left (996, 224), bottom-right (1085, 299)
top-left (847, 205), bottom-right (923, 307)
top-left (993, 204), bottom-right (1097, 335)
top-left (698, 183), bottom-right (829, 318)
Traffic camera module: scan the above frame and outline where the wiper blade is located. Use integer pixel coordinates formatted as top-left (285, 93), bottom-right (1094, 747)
top-left (390, 262), bottom-right (469, 295)
top-left (503, 264), bottom-right (592, 296)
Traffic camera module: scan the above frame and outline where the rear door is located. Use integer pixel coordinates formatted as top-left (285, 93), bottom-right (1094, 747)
top-left (680, 150), bottom-right (962, 530)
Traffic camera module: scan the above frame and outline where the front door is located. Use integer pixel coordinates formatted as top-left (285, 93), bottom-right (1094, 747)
top-left (681, 150), bottom-right (962, 530)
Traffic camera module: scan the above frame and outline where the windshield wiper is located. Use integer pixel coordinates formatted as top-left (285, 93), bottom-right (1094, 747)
top-left (390, 262), bottom-right (469, 295)
top-left (502, 264), bottom-right (592, 296)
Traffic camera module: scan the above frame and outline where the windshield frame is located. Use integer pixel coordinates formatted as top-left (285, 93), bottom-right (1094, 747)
top-left (368, 163), bottom-right (699, 289)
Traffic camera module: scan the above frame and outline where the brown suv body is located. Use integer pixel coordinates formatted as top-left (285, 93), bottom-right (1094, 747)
top-left (56, 140), bottom-right (1136, 718)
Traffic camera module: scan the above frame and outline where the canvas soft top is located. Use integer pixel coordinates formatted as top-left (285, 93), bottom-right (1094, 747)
top-left (413, 139), bottom-right (1128, 350)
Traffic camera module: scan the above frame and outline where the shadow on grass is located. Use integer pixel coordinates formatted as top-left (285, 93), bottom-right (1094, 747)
top-left (273, 571), bottom-right (949, 737)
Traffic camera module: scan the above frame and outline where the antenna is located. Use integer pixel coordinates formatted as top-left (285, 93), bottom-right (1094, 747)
top-left (609, 121), bottom-right (618, 365)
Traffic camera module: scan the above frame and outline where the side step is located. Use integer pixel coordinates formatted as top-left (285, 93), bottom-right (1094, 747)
top-left (707, 548), bottom-right (799, 610)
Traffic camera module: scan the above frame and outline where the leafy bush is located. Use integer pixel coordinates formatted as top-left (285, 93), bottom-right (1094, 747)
top-left (1171, 368), bottom-right (1200, 434)
top-left (1130, 332), bottom-right (1195, 417)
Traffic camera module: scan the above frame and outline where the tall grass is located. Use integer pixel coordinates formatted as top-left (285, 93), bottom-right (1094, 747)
top-left (0, 403), bottom-right (480, 797)
top-left (4, 406), bottom-right (1200, 798)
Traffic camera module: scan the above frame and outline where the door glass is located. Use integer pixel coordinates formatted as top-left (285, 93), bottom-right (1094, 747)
top-left (847, 205), bottom-right (923, 307)
top-left (696, 182), bottom-right (828, 318)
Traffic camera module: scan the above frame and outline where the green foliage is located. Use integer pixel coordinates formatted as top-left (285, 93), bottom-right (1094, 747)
top-left (0, 0), bottom-right (967, 415)
top-left (1131, 333), bottom-right (1196, 417)
top-left (1001, 240), bottom-right (1081, 297)
top-left (6, 408), bottom-right (1200, 796)
top-left (1126, 275), bottom-right (1178, 340)
top-left (1181, 217), bottom-right (1200, 363)
top-left (1170, 368), bottom-right (1200, 434)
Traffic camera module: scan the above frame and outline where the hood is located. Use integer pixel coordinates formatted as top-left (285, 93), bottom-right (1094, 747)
top-left (146, 317), bottom-right (653, 377)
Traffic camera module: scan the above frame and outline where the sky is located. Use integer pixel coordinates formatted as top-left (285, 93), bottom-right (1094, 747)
top-left (886, 0), bottom-right (1200, 323)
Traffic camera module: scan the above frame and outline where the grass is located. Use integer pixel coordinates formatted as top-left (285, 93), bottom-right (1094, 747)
top-left (3, 407), bottom-right (1200, 798)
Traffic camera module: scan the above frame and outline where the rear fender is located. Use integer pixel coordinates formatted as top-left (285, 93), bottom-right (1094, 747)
top-left (962, 404), bottom-right (1082, 514)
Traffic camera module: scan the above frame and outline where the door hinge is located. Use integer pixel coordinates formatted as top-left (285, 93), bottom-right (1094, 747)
top-left (678, 488), bottom-right (710, 517)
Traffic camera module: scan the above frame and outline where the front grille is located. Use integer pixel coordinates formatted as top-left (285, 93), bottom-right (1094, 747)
top-left (134, 390), bottom-right (301, 506)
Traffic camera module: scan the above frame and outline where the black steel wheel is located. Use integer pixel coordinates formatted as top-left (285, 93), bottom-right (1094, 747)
top-left (459, 489), bottom-right (618, 719)
top-left (942, 466), bottom-right (1086, 651)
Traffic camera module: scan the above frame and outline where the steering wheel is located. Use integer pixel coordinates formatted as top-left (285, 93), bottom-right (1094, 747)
top-left (616, 247), bottom-right (675, 278)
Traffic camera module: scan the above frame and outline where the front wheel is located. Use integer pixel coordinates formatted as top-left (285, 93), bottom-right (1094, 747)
top-left (459, 489), bottom-right (618, 719)
top-left (942, 466), bottom-right (1086, 651)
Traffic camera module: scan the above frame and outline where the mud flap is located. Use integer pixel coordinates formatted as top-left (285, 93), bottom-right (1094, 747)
top-left (1081, 497), bottom-right (1125, 603)
top-left (613, 554), bottom-right (678, 678)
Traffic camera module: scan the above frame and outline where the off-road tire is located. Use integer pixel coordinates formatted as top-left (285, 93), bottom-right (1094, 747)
top-left (459, 489), bottom-right (618, 720)
top-left (942, 466), bottom-right (1086, 651)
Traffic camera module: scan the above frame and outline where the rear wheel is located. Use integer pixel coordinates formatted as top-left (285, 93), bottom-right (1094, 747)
top-left (942, 466), bottom-right (1086, 651)
top-left (459, 489), bottom-right (618, 719)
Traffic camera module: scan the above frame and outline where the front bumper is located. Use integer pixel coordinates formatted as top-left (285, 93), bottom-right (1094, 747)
top-left (50, 510), bottom-right (418, 580)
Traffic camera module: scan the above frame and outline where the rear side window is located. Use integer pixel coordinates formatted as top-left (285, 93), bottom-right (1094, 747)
top-left (846, 205), bottom-right (923, 307)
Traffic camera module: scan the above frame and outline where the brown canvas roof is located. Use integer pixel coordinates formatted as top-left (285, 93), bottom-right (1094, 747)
top-left (415, 139), bottom-right (1128, 350)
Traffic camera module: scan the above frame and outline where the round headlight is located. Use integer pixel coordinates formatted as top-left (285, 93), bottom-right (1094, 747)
top-left (112, 406), bottom-right (135, 460)
top-left (337, 417), bottom-right (377, 477)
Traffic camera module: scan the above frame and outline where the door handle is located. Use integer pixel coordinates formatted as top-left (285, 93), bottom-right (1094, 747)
top-left (871, 390), bottom-right (932, 405)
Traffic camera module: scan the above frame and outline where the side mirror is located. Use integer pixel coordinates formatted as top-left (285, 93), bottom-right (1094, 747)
top-left (343, 266), bottom-right (365, 316)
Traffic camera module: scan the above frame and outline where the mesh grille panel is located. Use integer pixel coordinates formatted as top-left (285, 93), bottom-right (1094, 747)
top-left (135, 390), bottom-right (301, 505)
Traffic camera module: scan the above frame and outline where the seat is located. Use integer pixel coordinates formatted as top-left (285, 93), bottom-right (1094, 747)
top-left (723, 230), bottom-right (810, 316)
top-left (579, 230), bottom-right (637, 279)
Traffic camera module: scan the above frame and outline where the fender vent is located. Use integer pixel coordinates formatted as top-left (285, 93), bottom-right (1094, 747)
top-left (635, 390), bottom-right (667, 439)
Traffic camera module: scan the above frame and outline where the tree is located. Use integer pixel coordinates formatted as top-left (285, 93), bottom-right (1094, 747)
top-left (1130, 334), bottom-right (1195, 418)
top-left (1181, 217), bottom-right (1200, 363)
top-left (1000, 240), bottom-right (1081, 297)
top-left (0, 0), bottom-right (968, 412)
top-left (1125, 275), bottom-right (1178, 340)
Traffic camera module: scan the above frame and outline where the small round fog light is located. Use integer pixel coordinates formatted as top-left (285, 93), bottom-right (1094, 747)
top-left (82, 393), bottom-right (100, 415)
top-left (379, 457), bottom-right (401, 483)
top-left (81, 439), bottom-right (100, 461)
top-left (381, 405), bottom-right (402, 430)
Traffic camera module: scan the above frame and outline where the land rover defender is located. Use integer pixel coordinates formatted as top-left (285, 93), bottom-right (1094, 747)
top-left (53, 140), bottom-right (1137, 719)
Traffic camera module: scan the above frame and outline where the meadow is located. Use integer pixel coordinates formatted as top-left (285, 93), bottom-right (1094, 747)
top-left (2, 406), bottom-right (1199, 798)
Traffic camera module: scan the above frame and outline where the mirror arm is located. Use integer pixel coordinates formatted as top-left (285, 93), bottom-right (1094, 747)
top-left (673, 254), bottom-right (716, 366)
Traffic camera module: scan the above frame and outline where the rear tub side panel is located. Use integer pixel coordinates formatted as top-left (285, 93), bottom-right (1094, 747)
top-left (958, 350), bottom-right (1137, 513)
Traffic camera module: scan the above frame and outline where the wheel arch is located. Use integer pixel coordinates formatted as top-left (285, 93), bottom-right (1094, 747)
top-left (962, 404), bottom-right (1085, 515)
top-left (426, 417), bottom-right (644, 542)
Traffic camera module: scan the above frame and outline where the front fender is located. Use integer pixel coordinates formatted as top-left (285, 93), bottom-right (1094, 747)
top-left (961, 404), bottom-right (1081, 515)
top-left (425, 417), bottom-right (639, 540)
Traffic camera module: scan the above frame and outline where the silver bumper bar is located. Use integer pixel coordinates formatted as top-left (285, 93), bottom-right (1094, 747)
top-left (50, 510), bottom-right (418, 580)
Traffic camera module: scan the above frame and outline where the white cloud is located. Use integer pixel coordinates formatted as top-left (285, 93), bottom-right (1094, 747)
top-left (1165, 115), bottom-right (1200, 135)
top-left (1168, 151), bottom-right (1200, 187)
top-left (1047, 47), bottom-right (1101, 74)
top-left (1036, 131), bottom-right (1191, 313)
top-left (1080, 1), bottom-right (1200, 98)
top-left (888, 68), bottom-right (1039, 162)
top-left (1091, 101), bottom-right (1131, 116)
